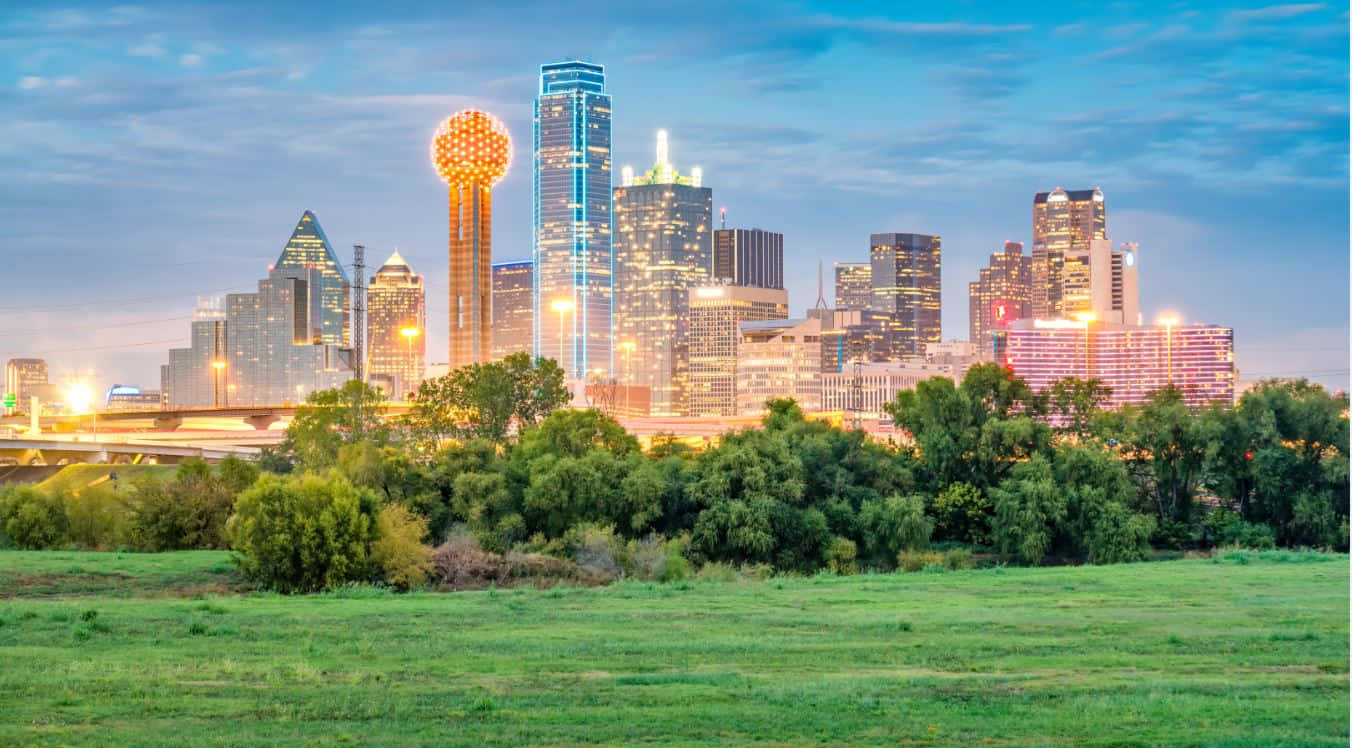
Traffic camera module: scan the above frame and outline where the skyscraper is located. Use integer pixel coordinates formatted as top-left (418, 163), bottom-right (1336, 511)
top-left (492, 260), bottom-right (533, 360)
top-left (869, 232), bottom-right (941, 357)
top-left (1032, 187), bottom-right (1106, 319)
top-left (4, 358), bottom-right (48, 411)
top-left (432, 109), bottom-right (513, 369)
top-left (366, 251), bottom-right (425, 399)
top-left (736, 317), bottom-right (822, 415)
top-left (713, 228), bottom-right (783, 289)
top-left (687, 284), bottom-right (788, 417)
top-left (968, 241), bottom-right (1032, 351)
top-left (163, 211), bottom-right (354, 406)
top-left (833, 262), bottom-right (871, 310)
top-left (613, 130), bottom-right (713, 416)
top-left (533, 60), bottom-right (613, 378)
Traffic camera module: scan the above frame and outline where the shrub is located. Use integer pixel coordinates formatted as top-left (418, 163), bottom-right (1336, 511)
top-left (431, 532), bottom-right (508, 589)
top-left (626, 534), bottom-right (690, 583)
top-left (931, 482), bottom-right (991, 545)
top-left (1084, 501), bottom-right (1155, 564)
top-left (62, 485), bottom-right (128, 550)
top-left (572, 524), bottom-right (625, 580)
top-left (127, 463), bottom-right (235, 551)
top-left (740, 562), bottom-right (774, 581)
top-left (227, 471), bottom-right (379, 593)
top-left (897, 549), bottom-right (944, 573)
top-left (371, 504), bottom-right (432, 590)
top-left (695, 562), bottom-right (738, 583)
top-left (941, 547), bottom-right (973, 570)
top-left (1, 485), bottom-right (68, 549)
top-left (1204, 508), bottom-right (1276, 550)
top-left (859, 494), bottom-right (933, 566)
top-left (824, 536), bottom-right (858, 575)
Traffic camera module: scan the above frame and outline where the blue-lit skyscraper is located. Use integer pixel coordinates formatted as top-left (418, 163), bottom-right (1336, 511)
top-left (533, 60), bottom-right (613, 378)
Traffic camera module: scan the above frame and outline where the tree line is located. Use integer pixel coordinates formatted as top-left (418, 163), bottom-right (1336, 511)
top-left (1, 352), bottom-right (1345, 591)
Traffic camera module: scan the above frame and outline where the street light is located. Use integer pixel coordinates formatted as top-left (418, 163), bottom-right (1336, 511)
top-left (211, 360), bottom-right (227, 407)
top-left (400, 326), bottom-right (421, 400)
top-left (1072, 312), bottom-right (1096, 378)
top-left (549, 299), bottom-right (574, 376)
top-left (617, 340), bottom-right (636, 415)
top-left (65, 383), bottom-right (96, 441)
top-left (1156, 314), bottom-right (1180, 385)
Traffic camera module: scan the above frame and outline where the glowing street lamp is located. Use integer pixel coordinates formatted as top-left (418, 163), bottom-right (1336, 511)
top-left (1156, 314), bottom-right (1181, 385)
top-left (550, 299), bottom-right (574, 376)
top-left (211, 359), bottom-right (227, 407)
top-left (65, 383), bottom-right (96, 439)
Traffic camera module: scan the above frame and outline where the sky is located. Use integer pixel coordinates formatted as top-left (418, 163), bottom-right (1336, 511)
top-left (2, 0), bottom-right (1348, 394)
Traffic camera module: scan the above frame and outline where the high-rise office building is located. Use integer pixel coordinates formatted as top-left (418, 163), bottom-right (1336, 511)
top-left (4, 358), bottom-right (48, 411)
top-left (366, 251), bottom-right (425, 399)
top-left (432, 109), bottom-right (512, 369)
top-left (869, 232), bottom-right (941, 357)
top-left (533, 60), bottom-right (613, 378)
top-left (687, 284), bottom-right (788, 417)
top-left (1032, 187), bottom-right (1106, 319)
top-left (163, 211), bottom-right (354, 406)
top-left (713, 228), bottom-right (782, 289)
top-left (968, 241), bottom-right (1032, 353)
top-left (613, 130), bottom-right (713, 416)
top-left (492, 260), bottom-right (534, 360)
top-left (1004, 319), bottom-right (1234, 409)
top-left (736, 317), bottom-right (822, 415)
top-left (833, 262), bottom-right (871, 310)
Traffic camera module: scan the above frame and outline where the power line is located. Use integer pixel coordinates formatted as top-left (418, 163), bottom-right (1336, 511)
top-left (0, 287), bottom-right (250, 313)
top-left (0, 315), bottom-right (193, 339)
top-left (24, 338), bottom-right (185, 356)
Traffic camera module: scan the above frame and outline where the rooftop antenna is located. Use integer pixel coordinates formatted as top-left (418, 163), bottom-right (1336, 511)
top-left (814, 260), bottom-right (827, 309)
top-left (719, 206), bottom-right (726, 230)
top-left (352, 244), bottom-right (366, 383)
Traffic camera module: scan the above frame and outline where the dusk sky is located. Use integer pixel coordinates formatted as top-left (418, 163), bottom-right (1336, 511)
top-left (3, 1), bottom-right (1348, 393)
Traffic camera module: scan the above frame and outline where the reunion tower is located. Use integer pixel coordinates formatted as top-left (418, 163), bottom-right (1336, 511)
top-left (431, 109), bottom-right (512, 368)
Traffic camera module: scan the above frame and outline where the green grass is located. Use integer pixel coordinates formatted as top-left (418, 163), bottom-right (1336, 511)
top-left (0, 551), bottom-right (1346, 745)
top-left (35, 463), bottom-right (176, 495)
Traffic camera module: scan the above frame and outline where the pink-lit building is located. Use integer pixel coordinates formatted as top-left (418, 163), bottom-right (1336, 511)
top-left (1004, 319), bottom-right (1235, 409)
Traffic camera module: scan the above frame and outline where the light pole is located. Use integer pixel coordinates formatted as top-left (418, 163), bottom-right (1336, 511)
top-left (617, 341), bottom-right (635, 415)
top-left (550, 299), bottom-right (574, 377)
top-left (211, 360), bottom-right (227, 407)
top-left (1157, 315), bottom-right (1180, 386)
top-left (1072, 311), bottom-right (1096, 379)
top-left (401, 326), bottom-right (421, 400)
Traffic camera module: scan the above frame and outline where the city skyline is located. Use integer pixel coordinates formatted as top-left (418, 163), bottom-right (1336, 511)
top-left (2, 2), bottom-right (1347, 393)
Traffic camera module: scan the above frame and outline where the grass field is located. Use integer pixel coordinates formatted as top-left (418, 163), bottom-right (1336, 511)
top-left (0, 551), bottom-right (1346, 745)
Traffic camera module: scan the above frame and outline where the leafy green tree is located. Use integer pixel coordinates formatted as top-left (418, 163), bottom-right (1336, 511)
top-left (930, 482), bottom-right (991, 546)
top-left (424, 439), bottom-right (507, 543)
top-left (0, 484), bottom-right (68, 549)
top-left (408, 353), bottom-right (567, 445)
top-left (990, 456), bottom-right (1064, 565)
top-left (885, 364), bottom-right (1050, 492)
top-left (281, 380), bottom-right (389, 470)
top-left (1120, 387), bottom-right (1207, 529)
top-left (227, 471), bottom-right (380, 593)
top-left (451, 470), bottom-right (522, 553)
top-left (1048, 377), bottom-right (1112, 440)
top-left (515, 408), bottom-right (639, 463)
top-left (217, 454), bottom-right (261, 494)
top-left (858, 494), bottom-right (933, 565)
top-left (523, 450), bottom-right (639, 538)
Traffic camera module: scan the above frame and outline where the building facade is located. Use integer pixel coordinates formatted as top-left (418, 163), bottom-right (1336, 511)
top-left (736, 317), bottom-right (822, 415)
top-left (492, 260), bottom-right (534, 360)
top-left (1032, 187), bottom-right (1107, 319)
top-left (968, 240), bottom-right (1033, 355)
top-left (367, 251), bottom-right (425, 399)
top-left (869, 232), bottom-right (941, 357)
top-left (533, 60), bottom-right (613, 378)
top-left (1004, 319), bottom-right (1235, 409)
top-left (164, 307), bottom-right (227, 408)
top-left (821, 360), bottom-right (962, 420)
top-left (271, 210), bottom-right (351, 346)
top-left (4, 358), bottom-right (48, 411)
top-left (713, 228), bottom-right (783, 289)
top-left (613, 130), bottom-right (713, 416)
top-left (833, 262), bottom-right (871, 310)
top-left (687, 284), bottom-right (788, 417)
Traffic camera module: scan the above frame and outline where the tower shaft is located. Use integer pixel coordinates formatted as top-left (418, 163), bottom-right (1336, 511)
top-left (449, 183), bottom-right (493, 368)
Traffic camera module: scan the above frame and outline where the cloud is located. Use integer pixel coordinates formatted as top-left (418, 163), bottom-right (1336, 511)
top-left (128, 42), bottom-right (165, 58)
top-left (1227, 3), bottom-right (1326, 22)
top-left (18, 76), bottom-right (45, 90)
top-left (179, 53), bottom-right (203, 67)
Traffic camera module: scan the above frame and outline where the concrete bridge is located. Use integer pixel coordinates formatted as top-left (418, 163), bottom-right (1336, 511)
top-left (0, 434), bottom-right (263, 466)
top-left (0, 403), bottom-right (412, 433)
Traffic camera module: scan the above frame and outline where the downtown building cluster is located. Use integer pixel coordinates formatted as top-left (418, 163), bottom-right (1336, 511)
top-left (147, 59), bottom-right (1233, 419)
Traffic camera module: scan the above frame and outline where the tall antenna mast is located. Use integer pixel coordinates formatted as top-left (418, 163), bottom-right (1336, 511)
top-left (814, 260), bottom-right (826, 309)
top-left (352, 244), bottom-right (366, 383)
top-left (719, 206), bottom-right (726, 230)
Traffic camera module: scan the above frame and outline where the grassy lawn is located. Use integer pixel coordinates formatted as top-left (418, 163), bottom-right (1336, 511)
top-left (0, 551), bottom-right (1345, 746)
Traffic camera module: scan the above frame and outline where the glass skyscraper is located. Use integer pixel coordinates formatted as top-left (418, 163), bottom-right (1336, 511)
top-left (870, 232), bottom-right (942, 358)
top-left (492, 260), bottom-right (534, 360)
top-left (367, 251), bottom-right (425, 399)
top-left (1032, 187), bottom-right (1106, 319)
top-left (533, 60), bottom-right (613, 379)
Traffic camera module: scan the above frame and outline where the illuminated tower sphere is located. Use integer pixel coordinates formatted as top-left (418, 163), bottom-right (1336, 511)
top-left (430, 110), bottom-right (512, 369)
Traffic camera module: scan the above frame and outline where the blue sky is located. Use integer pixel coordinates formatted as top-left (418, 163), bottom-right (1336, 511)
top-left (2, 1), bottom-right (1348, 392)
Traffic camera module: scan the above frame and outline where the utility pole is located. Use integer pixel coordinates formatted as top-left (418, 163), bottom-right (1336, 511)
top-left (352, 244), bottom-right (366, 382)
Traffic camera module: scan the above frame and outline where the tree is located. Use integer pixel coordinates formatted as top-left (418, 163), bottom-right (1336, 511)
top-left (127, 458), bottom-right (236, 551)
top-left (1121, 387), bottom-right (1208, 531)
top-left (0, 484), bottom-right (68, 549)
top-left (930, 482), bottom-right (991, 546)
top-left (885, 364), bottom-right (1050, 492)
top-left (1048, 377), bottom-right (1112, 440)
top-left (281, 380), bottom-right (389, 470)
top-left (858, 494), bottom-right (933, 565)
top-left (408, 354), bottom-right (568, 445)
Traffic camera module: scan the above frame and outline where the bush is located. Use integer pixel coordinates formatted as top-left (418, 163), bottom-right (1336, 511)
top-left (1, 485), bottom-right (68, 549)
top-left (227, 471), bottom-right (379, 593)
top-left (127, 468), bottom-right (235, 552)
top-left (572, 524), bottom-right (624, 580)
top-left (431, 531), bottom-right (508, 589)
top-left (371, 504), bottom-right (433, 590)
top-left (626, 533), bottom-right (690, 583)
top-left (941, 547), bottom-right (973, 570)
top-left (695, 562), bottom-right (738, 583)
top-left (931, 482), bottom-right (991, 545)
top-left (62, 485), bottom-right (128, 550)
top-left (860, 494), bottom-right (933, 566)
top-left (1204, 508), bottom-right (1276, 550)
top-left (1084, 501), bottom-right (1155, 564)
top-left (897, 549), bottom-right (945, 573)
top-left (824, 536), bottom-right (858, 575)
